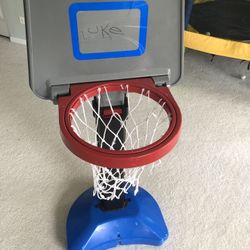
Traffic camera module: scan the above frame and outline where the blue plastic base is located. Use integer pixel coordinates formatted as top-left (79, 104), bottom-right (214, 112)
top-left (67, 188), bottom-right (168, 250)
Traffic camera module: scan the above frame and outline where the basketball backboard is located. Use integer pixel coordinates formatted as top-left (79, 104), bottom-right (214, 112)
top-left (24, 0), bottom-right (184, 101)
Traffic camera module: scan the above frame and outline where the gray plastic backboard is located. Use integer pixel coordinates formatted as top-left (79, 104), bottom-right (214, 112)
top-left (24, 0), bottom-right (184, 100)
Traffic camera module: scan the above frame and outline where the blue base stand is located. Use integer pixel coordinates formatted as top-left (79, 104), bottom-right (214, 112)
top-left (67, 187), bottom-right (168, 250)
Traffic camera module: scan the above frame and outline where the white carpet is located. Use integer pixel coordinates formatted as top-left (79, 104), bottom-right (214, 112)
top-left (0, 36), bottom-right (249, 250)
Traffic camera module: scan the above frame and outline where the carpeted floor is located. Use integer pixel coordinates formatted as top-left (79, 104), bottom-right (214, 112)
top-left (0, 36), bottom-right (249, 250)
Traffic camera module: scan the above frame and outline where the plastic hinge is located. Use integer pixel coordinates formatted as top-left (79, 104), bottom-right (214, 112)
top-left (48, 83), bottom-right (70, 104)
top-left (153, 69), bottom-right (171, 87)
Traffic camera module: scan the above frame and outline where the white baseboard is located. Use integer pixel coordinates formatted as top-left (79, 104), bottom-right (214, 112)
top-left (10, 36), bottom-right (26, 45)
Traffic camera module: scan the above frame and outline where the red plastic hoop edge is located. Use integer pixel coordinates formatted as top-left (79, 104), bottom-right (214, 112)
top-left (58, 78), bottom-right (182, 168)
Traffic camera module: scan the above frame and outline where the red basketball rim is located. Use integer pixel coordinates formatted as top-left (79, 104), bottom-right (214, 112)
top-left (58, 78), bottom-right (182, 169)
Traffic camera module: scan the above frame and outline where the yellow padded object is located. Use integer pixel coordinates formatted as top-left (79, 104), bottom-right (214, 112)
top-left (184, 31), bottom-right (250, 61)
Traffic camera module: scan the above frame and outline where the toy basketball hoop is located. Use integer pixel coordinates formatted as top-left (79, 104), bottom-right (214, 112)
top-left (24, 0), bottom-right (184, 249)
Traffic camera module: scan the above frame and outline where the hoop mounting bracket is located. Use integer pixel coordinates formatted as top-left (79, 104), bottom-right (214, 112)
top-left (47, 83), bottom-right (70, 104)
top-left (153, 69), bottom-right (171, 87)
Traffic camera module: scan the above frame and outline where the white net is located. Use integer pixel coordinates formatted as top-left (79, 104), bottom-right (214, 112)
top-left (69, 85), bottom-right (171, 200)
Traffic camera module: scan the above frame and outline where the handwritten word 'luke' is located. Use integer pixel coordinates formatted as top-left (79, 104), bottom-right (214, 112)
top-left (80, 24), bottom-right (124, 40)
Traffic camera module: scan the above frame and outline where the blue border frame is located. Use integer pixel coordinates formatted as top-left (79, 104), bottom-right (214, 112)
top-left (69, 1), bottom-right (148, 60)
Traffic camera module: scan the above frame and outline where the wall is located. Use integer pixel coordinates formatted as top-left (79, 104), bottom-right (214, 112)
top-left (0, 1), bottom-right (10, 37)
top-left (1, 0), bottom-right (26, 44)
